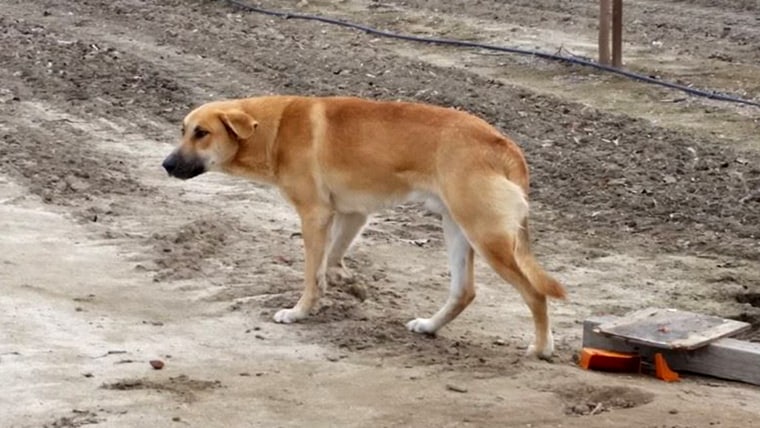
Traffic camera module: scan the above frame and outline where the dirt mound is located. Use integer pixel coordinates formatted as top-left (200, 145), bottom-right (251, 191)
top-left (252, 284), bottom-right (531, 375)
top-left (149, 217), bottom-right (246, 281)
top-left (552, 384), bottom-right (655, 416)
top-left (324, 318), bottom-right (529, 374)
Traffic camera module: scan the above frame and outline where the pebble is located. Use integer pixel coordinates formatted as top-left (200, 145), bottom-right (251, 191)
top-left (446, 384), bottom-right (468, 393)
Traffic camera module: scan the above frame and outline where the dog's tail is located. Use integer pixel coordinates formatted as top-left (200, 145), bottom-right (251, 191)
top-left (500, 147), bottom-right (566, 300)
top-left (514, 217), bottom-right (566, 299)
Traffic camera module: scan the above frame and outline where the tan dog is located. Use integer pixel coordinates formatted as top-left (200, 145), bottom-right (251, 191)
top-left (162, 96), bottom-right (566, 358)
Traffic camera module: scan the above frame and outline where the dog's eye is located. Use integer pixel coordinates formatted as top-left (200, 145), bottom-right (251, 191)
top-left (193, 128), bottom-right (209, 139)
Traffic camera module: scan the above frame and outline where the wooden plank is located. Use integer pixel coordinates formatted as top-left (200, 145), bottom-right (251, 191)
top-left (596, 308), bottom-right (751, 350)
top-left (598, 0), bottom-right (611, 65)
top-left (584, 316), bottom-right (760, 386)
top-left (612, 0), bottom-right (623, 67)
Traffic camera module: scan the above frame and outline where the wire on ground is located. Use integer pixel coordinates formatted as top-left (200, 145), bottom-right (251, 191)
top-left (225, 0), bottom-right (760, 109)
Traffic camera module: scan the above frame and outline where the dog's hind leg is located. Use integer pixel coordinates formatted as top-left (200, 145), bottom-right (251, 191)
top-left (274, 206), bottom-right (334, 324)
top-left (406, 213), bottom-right (475, 334)
top-left (443, 175), bottom-right (562, 359)
top-left (325, 212), bottom-right (367, 285)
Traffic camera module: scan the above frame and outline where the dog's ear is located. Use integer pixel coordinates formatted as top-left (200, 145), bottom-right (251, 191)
top-left (220, 110), bottom-right (258, 140)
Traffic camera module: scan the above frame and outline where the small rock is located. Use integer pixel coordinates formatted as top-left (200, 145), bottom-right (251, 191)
top-left (172, 416), bottom-right (181, 422)
top-left (445, 384), bottom-right (468, 393)
top-left (274, 255), bottom-right (293, 265)
top-left (65, 175), bottom-right (90, 192)
top-left (669, 409), bottom-right (679, 415)
top-left (571, 404), bottom-right (589, 415)
top-left (346, 283), bottom-right (368, 301)
top-left (149, 360), bottom-right (164, 370)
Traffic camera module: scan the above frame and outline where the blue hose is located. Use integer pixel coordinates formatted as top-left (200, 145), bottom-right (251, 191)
top-left (225, 0), bottom-right (760, 109)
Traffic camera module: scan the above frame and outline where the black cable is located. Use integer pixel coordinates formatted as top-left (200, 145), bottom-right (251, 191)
top-left (225, 0), bottom-right (760, 108)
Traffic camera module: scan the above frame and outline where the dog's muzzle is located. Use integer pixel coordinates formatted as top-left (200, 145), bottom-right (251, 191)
top-left (162, 152), bottom-right (206, 180)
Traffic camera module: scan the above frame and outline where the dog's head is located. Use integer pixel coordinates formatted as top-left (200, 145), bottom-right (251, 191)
top-left (162, 102), bottom-right (258, 180)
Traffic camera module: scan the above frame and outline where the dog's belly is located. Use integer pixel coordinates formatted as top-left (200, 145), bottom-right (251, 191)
top-left (331, 189), bottom-right (446, 215)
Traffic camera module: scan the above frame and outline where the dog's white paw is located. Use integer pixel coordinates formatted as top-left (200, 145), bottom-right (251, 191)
top-left (273, 308), bottom-right (307, 324)
top-left (526, 341), bottom-right (555, 361)
top-left (406, 318), bottom-right (437, 335)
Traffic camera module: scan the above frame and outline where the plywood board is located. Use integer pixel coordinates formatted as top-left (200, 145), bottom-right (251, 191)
top-left (596, 308), bottom-right (751, 350)
top-left (584, 316), bottom-right (760, 386)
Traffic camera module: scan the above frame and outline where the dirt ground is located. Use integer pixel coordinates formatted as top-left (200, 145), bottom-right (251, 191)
top-left (2, 0), bottom-right (759, 427)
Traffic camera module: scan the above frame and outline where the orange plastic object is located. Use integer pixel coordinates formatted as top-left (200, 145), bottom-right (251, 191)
top-left (654, 353), bottom-right (680, 382)
top-left (579, 347), bottom-right (641, 373)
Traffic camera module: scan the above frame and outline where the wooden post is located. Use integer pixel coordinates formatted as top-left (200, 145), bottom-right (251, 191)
top-left (612, 0), bottom-right (623, 67)
top-left (598, 0), bottom-right (611, 65)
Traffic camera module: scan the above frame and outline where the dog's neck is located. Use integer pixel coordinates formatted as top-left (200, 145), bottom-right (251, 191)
top-left (221, 97), bottom-right (293, 184)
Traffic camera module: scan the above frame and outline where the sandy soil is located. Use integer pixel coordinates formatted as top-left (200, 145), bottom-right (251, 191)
top-left (1, 0), bottom-right (759, 427)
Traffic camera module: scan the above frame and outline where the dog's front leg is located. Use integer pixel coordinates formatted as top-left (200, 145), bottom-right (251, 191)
top-left (274, 206), bottom-right (333, 324)
top-left (325, 212), bottom-right (367, 285)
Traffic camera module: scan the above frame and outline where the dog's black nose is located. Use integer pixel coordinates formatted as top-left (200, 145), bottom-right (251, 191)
top-left (162, 155), bottom-right (177, 175)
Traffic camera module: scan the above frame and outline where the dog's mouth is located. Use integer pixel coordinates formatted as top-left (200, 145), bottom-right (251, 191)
top-left (162, 153), bottom-right (207, 180)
